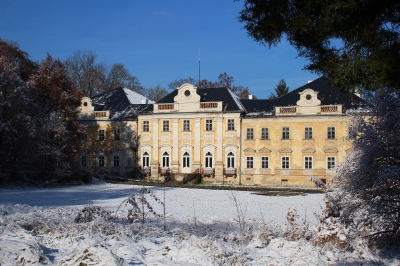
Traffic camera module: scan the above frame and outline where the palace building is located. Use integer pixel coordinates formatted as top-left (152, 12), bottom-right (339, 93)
top-left (76, 77), bottom-right (368, 187)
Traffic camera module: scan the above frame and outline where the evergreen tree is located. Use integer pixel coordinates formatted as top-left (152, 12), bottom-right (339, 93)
top-left (268, 79), bottom-right (289, 99)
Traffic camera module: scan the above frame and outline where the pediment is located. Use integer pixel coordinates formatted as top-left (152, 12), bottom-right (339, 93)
top-left (179, 144), bottom-right (194, 149)
top-left (259, 147), bottom-right (272, 153)
top-left (244, 147), bottom-right (256, 153)
top-left (279, 148), bottom-right (293, 153)
top-left (324, 147), bottom-right (338, 153)
top-left (174, 83), bottom-right (200, 103)
top-left (302, 148), bottom-right (316, 153)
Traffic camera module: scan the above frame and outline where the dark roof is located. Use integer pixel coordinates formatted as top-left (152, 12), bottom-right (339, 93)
top-left (92, 87), bottom-right (153, 120)
top-left (157, 87), bottom-right (244, 112)
top-left (241, 77), bottom-right (367, 116)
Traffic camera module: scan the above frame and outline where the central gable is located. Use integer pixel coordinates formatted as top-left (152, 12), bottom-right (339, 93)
top-left (173, 83), bottom-right (201, 103)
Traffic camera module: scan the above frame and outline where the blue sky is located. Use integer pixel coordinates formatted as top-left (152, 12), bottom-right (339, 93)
top-left (0, 0), bottom-right (319, 98)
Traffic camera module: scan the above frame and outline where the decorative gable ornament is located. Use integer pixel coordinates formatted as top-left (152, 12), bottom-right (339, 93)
top-left (279, 148), bottom-right (293, 153)
top-left (174, 83), bottom-right (200, 103)
top-left (259, 147), bottom-right (272, 153)
top-left (297, 89), bottom-right (321, 106)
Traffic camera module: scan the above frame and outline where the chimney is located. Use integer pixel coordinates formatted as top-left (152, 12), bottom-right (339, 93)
top-left (308, 80), bottom-right (313, 83)
top-left (141, 99), bottom-right (148, 104)
top-left (248, 94), bottom-right (253, 100)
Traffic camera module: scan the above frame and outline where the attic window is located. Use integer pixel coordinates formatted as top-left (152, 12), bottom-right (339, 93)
top-left (306, 95), bottom-right (312, 100)
top-left (184, 90), bottom-right (191, 96)
top-left (83, 102), bottom-right (88, 107)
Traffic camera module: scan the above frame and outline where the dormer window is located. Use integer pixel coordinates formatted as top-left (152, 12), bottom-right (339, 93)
top-left (184, 90), bottom-right (191, 96)
top-left (306, 94), bottom-right (312, 100)
top-left (83, 102), bottom-right (88, 107)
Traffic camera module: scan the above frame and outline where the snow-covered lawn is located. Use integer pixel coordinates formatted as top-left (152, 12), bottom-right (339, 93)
top-left (0, 182), bottom-right (398, 265)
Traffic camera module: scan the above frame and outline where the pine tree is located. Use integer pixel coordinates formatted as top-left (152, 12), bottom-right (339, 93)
top-left (268, 79), bottom-right (289, 99)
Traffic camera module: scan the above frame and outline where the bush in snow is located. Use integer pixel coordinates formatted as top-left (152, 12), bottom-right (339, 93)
top-left (74, 202), bottom-right (111, 223)
top-left (333, 88), bottom-right (400, 245)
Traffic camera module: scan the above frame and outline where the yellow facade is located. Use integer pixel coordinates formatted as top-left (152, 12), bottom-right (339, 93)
top-left (76, 79), bottom-right (367, 187)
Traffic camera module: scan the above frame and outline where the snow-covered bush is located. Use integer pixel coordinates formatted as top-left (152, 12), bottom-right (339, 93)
top-left (333, 88), bottom-right (400, 245)
top-left (284, 208), bottom-right (311, 241)
top-left (74, 202), bottom-right (111, 223)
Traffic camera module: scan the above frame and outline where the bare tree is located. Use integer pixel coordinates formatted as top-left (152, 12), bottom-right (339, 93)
top-left (146, 84), bottom-right (169, 102)
top-left (102, 63), bottom-right (145, 95)
top-left (64, 50), bottom-right (106, 97)
top-left (168, 77), bottom-right (197, 90)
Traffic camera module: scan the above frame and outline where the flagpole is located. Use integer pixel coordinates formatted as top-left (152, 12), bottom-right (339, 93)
top-left (198, 48), bottom-right (200, 87)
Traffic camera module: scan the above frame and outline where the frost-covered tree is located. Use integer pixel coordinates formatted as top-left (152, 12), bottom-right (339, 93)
top-left (333, 89), bottom-right (400, 244)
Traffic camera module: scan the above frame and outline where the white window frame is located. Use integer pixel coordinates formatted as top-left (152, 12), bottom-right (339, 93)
top-left (327, 127), bottom-right (336, 139)
top-left (282, 127), bottom-right (290, 140)
top-left (143, 121), bottom-right (149, 132)
top-left (183, 120), bottom-right (190, 132)
top-left (206, 119), bottom-right (213, 131)
top-left (305, 127), bottom-right (313, 139)
top-left (205, 152), bottom-right (213, 168)
top-left (163, 120), bottom-right (169, 132)
top-left (281, 156), bottom-right (290, 169)
top-left (327, 156), bottom-right (336, 170)
top-left (162, 152), bottom-right (170, 167)
top-left (246, 156), bottom-right (254, 169)
top-left (183, 152), bottom-right (190, 168)
top-left (305, 156), bottom-right (313, 169)
top-left (227, 152), bottom-right (235, 168)
top-left (261, 156), bottom-right (269, 169)
top-left (261, 128), bottom-right (269, 140)
top-left (227, 119), bottom-right (235, 131)
top-left (142, 152), bottom-right (150, 167)
top-left (98, 129), bottom-right (105, 141)
top-left (247, 128), bottom-right (254, 140)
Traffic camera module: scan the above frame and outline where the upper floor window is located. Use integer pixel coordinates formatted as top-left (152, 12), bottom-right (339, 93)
top-left (183, 120), bottom-right (190, 132)
top-left (82, 128), bottom-right (88, 141)
top-left (246, 156), bottom-right (254, 169)
top-left (247, 128), bottom-right (254, 140)
top-left (98, 155), bottom-right (105, 167)
top-left (282, 127), bottom-right (290, 140)
top-left (163, 120), bottom-right (169, 132)
top-left (261, 128), bottom-right (269, 139)
top-left (327, 127), bottom-right (336, 139)
top-left (143, 121), bottom-right (149, 132)
top-left (305, 156), bottom-right (313, 169)
top-left (206, 119), bottom-right (213, 131)
top-left (98, 129), bottom-right (105, 141)
top-left (113, 128), bottom-right (120, 140)
top-left (282, 156), bottom-right (290, 169)
top-left (305, 127), bottom-right (313, 139)
top-left (227, 119), bottom-right (235, 131)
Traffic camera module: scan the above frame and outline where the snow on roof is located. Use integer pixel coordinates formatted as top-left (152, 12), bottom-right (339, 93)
top-left (123, 88), bottom-right (155, 104)
top-left (226, 88), bottom-right (245, 111)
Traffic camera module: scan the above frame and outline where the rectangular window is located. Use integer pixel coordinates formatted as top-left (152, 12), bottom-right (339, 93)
top-left (206, 119), bottom-right (213, 131)
top-left (305, 156), bottom-right (313, 169)
top-left (327, 157), bottom-right (336, 169)
top-left (143, 121), bottom-right (149, 132)
top-left (227, 119), bottom-right (235, 130)
top-left (183, 120), bottom-right (190, 131)
top-left (261, 128), bottom-right (269, 140)
top-left (247, 128), bottom-right (254, 139)
top-left (98, 155), bottom-right (105, 167)
top-left (261, 156), bottom-right (269, 169)
top-left (81, 155), bottom-right (87, 167)
top-left (328, 127), bottom-right (336, 139)
top-left (113, 156), bottom-right (120, 167)
top-left (246, 157), bottom-right (254, 169)
top-left (305, 127), bottom-right (313, 139)
top-left (163, 120), bottom-right (169, 132)
top-left (82, 128), bottom-right (88, 141)
top-left (98, 130), bottom-right (105, 141)
top-left (113, 128), bottom-right (120, 140)
top-left (282, 156), bottom-right (290, 169)
top-left (282, 127), bottom-right (290, 139)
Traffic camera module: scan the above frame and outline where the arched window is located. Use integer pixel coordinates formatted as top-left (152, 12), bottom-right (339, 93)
top-left (205, 152), bottom-right (213, 168)
top-left (162, 152), bottom-right (170, 168)
top-left (142, 152), bottom-right (150, 167)
top-left (227, 152), bottom-right (235, 168)
top-left (183, 152), bottom-right (190, 168)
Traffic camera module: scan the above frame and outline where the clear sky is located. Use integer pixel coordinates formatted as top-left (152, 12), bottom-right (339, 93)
top-left (0, 0), bottom-right (319, 99)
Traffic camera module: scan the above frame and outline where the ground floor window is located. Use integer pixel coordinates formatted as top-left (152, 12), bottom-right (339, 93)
top-left (305, 156), bottom-right (313, 169)
top-left (81, 155), bottom-right (87, 167)
top-left (98, 155), bottom-right (105, 167)
top-left (113, 155), bottom-right (120, 167)
top-left (162, 152), bottom-right (170, 167)
top-left (246, 156), bottom-right (254, 169)
top-left (227, 152), bottom-right (235, 168)
top-left (261, 156), bottom-right (269, 169)
top-left (183, 152), bottom-right (190, 168)
top-left (205, 152), bottom-right (213, 168)
top-left (281, 156), bottom-right (290, 169)
top-left (327, 157), bottom-right (336, 169)
top-left (142, 152), bottom-right (149, 167)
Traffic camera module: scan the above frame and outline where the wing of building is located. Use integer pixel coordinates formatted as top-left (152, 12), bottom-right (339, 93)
top-left (76, 77), bottom-right (369, 187)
